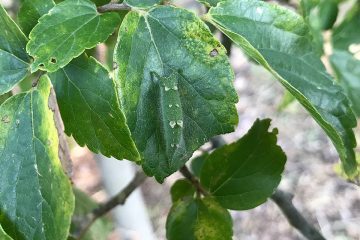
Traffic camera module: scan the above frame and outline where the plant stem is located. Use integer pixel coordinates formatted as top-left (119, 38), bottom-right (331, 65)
top-left (97, 3), bottom-right (131, 13)
top-left (180, 165), bottom-right (209, 196)
top-left (271, 190), bottom-right (326, 240)
top-left (76, 170), bottom-right (147, 239)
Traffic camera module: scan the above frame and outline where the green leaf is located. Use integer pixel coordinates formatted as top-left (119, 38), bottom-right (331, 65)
top-left (0, 76), bottom-right (74, 240)
top-left (124, 0), bottom-right (161, 8)
top-left (0, 92), bottom-right (12, 105)
top-left (170, 179), bottom-right (195, 203)
top-left (330, 51), bottom-right (360, 117)
top-left (318, 0), bottom-right (338, 30)
top-left (49, 54), bottom-right (140, 162)
top-left (277, 90), bottom-right (296, 111)
top-left (0, 225), bottom-right (12, 240)
top-left (332, 4), bottom-right (360, 51)
top-left (207, 0), bottom-right (358, 178)
top-left (197, 0), bottom-right (221, 7)
top-left (166, 197), bottom-right (232, 240)
top-left (26, 0), bottom-right (121, 73)
top-left (0, 4), bottom-right (30, 95)
top-left (190, 153), bottom-right (209, 177)
top-left (200, 119), bottom-right (286, 210)
top-left (114, 7), bottom-right (238, 182)
top-left (18, 0), bottom-right (55, 36)
top-left (70, 189), bottom-right (113, 240)
top-left (300, 0), bottom-right (323, 55)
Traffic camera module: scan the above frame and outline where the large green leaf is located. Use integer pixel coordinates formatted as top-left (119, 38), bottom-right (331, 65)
top-left (18, 0), bottom-right (55, 36)
top-left (0, 225), bottom-right (12, 240)
top-left (166, 197), bottom-right (232, 240)
top-left (114, 7), bottom-right (238, 182)
top-left (26, 0), bottom-right (121, 73)
top-left (0, 4), bottom-right (30, 95)
top-left (0, 76), bottom-right (74, 240)
top-left (331, 51), bottom-right (360, 117)
top-left (49, 55), bottom-right (140, 161)
top-left (70, 189), bottom-right (113, 240)
top-left (207, 0), bottom-right (358, 177)
top-left (200, 119), bottom-right (286, 210)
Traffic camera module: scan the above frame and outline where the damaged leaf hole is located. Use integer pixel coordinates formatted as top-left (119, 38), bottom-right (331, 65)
top-left (209, 49), bottom-right (219, 57)
top-left (50, 57), bottom-right (57, 64)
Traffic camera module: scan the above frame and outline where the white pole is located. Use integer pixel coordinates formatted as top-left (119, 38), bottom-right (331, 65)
top-left (95, 155), bottom-right (155, 240)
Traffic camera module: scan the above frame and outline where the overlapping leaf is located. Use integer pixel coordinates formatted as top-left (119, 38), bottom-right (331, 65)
top-left (49, 54), bottom-right (140, 161)
top-left (207, 0), bottom-right (358, 177)
top-left (124, 0), bottom-right (161, 8)
top-left (0, 225), bottom-right (12, 240)
top-left (331, 51), bottom-right (360, 117)
top-left (166, 197), bottom-right (232, 240)
top-left (197, 0), bottom-right (221, 7)
top-left (0, 76), bottom-right (74, 240)
top-left (114, 7), bottom-right (238, 181)
top-left (0, 4), bottom-right (30, 95)
top-left (27, 0), bottom-right (121, 72)
top-left (200, 119), bottom-right (286, 210)
top-left (170, 179), bottom-right (195, 202)
top-left (18, 0), bottom-right (55, 35)
top-left (332, 4), bottom-right (360, 51)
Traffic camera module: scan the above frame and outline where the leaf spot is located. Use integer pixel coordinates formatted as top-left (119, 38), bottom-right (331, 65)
top-left (176, 120), bottom-right (183, 128)
top-left (169, 121), bottom-right (176, 128)
top-left (1, 115), bottom-right (10, 123)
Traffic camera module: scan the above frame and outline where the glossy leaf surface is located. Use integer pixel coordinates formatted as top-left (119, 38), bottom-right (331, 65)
top-left (27, 0), bottom-right (121, 72)
top-left (0, 76), bottom-right (74, 240)
top-left (166, 197), bottom-right (232, 240)
top-left (200, 119), bottom-right (286, 210)
top-left (114, 7), bottom-right (238, 181)
top-left (207, 0), bottom-right (358, 177)
top-left (49, 55), bottom-right (140, 161)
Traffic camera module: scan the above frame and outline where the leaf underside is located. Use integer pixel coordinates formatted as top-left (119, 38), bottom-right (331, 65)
top-left (207, 0), bottom-right (358, 177)
top-left (49, 54), bottom-right (140, 161)
top-left (0, 76), bottom-right (74, 240)
top-left (114, 7), bottom-right (238, 182)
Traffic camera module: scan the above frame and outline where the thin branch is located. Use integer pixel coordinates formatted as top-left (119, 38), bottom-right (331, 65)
top-left (271, 190), bottom-right (326, 240)
top-left (180, 165), bottom-right (209, 196)
top-left (76, 170), bottom-right (148, 239)
top-left (97, 3), bottom-right (131, 13)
